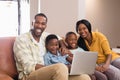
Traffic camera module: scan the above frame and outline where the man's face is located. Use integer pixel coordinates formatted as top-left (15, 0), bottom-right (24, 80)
top-left (32, 16), bottom-right (47, 37)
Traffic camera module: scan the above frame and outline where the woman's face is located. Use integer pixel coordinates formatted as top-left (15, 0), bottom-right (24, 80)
top-left (77, 24), bottom-right (90, 39)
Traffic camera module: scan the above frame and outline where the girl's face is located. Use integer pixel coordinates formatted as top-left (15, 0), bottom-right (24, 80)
top-left (77, 24), bottom-right (90, 39)
top-left (46, 39), bottom-right (59, 55)
top-left (66, 34), bottom-right (78, 49)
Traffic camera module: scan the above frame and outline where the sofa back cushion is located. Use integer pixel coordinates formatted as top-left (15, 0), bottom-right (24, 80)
top-left (0, 37), bottom-right (18, 79)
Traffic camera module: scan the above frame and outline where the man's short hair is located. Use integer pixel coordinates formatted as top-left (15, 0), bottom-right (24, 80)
top-left (34, 13), bottom-right (48, 22)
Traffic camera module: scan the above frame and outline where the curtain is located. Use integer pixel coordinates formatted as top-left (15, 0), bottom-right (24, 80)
top-left (18, 0), bottom-right (30, 35)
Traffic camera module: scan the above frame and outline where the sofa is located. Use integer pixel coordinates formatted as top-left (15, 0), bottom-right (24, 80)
top-left (2, 35), bottom-right (120, 80)
top-left (0, 37), bottom-right (18, 80)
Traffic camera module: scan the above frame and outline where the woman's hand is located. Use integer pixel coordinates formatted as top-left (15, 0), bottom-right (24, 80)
top-left (95, 65), bottom-right (104, 72)
top-left (96, 54), bottom-right (111, 72)
top-left (101, 63), bottom-right (109, 71)
top-left (101, 54), bottom-right (111, 72)
top-left (96, 64), bottom-right (109, 72)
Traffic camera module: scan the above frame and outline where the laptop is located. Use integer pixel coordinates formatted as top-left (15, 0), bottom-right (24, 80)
top-left (69, 51), bottom-right (98, 75)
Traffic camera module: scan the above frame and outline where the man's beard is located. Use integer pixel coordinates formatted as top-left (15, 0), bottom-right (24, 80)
top-left (32, 29), bottom-right (42, 38)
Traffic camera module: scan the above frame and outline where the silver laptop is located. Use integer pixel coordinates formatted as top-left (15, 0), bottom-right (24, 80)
top-left (69, 51), bottom-right (97, 75)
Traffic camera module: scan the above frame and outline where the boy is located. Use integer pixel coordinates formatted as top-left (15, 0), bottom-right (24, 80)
top-left (65, 31), bottom-right (84, 54)
top-left (44, 34), bottom-right (71, 66)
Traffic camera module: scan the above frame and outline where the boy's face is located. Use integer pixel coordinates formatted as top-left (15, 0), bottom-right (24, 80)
top-left (46, 39), bottom-right (59, 55)
top-left (66, 34), bottom-right (78, 49)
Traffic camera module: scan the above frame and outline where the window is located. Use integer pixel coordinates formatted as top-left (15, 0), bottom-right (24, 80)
top-left (0, 0), bottom-right (30, 37)
top-left (0, 1), bottom-right (18, 37)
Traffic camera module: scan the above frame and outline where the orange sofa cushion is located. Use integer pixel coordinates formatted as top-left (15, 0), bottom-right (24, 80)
top-left (0, 37), bottom-right (18, 79)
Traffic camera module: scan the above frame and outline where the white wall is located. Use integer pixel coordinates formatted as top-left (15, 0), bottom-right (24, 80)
top-left (30, 0), bottom-right (86, 37)
top-left (40, 0), bottom-right (78, 36)
top-left (30, 0), bottom-right (120, 47)
top-left (30, 0), bottom-right (39, 28)
top-left (85, 0), bottom-right (120, 47)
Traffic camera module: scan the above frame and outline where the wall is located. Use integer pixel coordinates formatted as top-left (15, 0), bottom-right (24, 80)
top-left (30, 0), bottom-right (120, 47)
top-left (85, 0), bottom-right (120, 47)
top-left (40, 0), bottom-right (78, 36)
top-left (30, 0), bottom-right (39, 28)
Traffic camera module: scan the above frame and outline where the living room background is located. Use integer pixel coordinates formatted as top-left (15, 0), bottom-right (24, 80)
top-left (0, 0), bottom-right (120, 48)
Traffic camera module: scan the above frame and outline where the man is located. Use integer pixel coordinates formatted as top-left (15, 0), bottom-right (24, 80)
top-left (13, 13), bottom-right (91, 80)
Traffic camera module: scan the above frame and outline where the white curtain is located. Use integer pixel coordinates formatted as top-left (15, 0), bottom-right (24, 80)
top-left (19, 0), bottom-right (30, 34)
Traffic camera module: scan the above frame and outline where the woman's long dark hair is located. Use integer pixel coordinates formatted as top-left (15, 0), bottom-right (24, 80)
top-left (76, 19), bottom-right (92, 51)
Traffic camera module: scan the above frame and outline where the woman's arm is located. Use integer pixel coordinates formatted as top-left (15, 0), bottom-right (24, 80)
top-left (102, 54), bottom-right (112, 71)
top-left (97, 33), bottom-right (112, 72)
top-left (96, 54), bottom-right (112, 72)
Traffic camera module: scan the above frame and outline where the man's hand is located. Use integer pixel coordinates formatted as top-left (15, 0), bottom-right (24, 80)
top-left (59, 47), bottom-right (73, 57)
top-left (59, 47), bottom-right (68, 56)
top-left (59, 39), bottom-right (68, 56)
top-left (35, 64), bottom-right (45, 70)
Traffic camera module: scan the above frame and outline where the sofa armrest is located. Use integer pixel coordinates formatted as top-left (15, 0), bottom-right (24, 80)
top-left (0, 72), bottom-right (13, 80)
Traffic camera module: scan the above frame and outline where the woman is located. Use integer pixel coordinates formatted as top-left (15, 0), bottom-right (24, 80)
top-left (76, 19), bottom-right (120, 80)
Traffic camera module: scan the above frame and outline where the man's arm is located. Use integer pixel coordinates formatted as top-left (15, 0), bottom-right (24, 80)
top-left (59, 39), bottom-right (68, 55)
top-left (14, 36), bottom-right (43, 74)
top-left (59, 39), bottom-right (67, 48)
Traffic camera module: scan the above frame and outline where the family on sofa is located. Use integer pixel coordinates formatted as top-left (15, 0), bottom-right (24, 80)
top-left (0, 13), bottom-right (120, 80)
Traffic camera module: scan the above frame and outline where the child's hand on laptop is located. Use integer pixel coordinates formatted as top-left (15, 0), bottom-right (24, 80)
top-left (66, 64), bottom-right (71, 73)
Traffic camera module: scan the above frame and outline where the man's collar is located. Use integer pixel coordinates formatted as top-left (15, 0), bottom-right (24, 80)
top-left (29, 31), bottom-right (39, 44)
